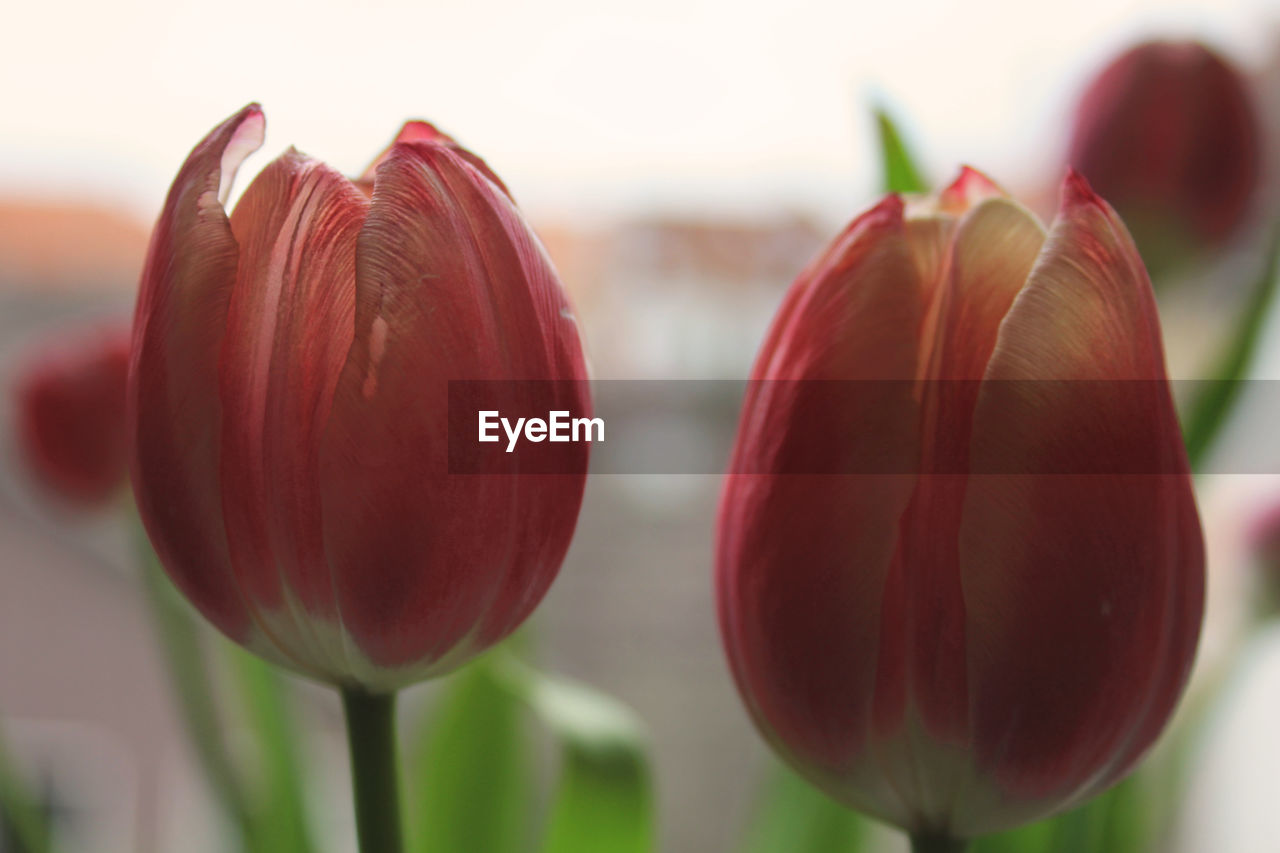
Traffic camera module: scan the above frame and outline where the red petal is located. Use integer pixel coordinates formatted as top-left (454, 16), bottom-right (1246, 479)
top-left (217, 149), bottom-right (369, 673)
top-left (956, 172), bottom-right (1203, 830)
top-left (936, 166), bottom-right (1006, 216)
top-left (358, 121), bottom-right (453, 183)
top-left (922, 199), bottom-right (1045, 382)
top-left (357, 121), bottom-right (512, 200)
top-left (883, 199), bottom-right (1045, 756)
top-left (318, 139), bottom-right (588, 680)
top-left (717, 197), bottom-right (924, 823)
top-left (128, 104), bottom-right (264, 644)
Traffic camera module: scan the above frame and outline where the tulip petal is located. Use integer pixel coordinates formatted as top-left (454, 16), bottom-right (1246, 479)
top-left (319, 138), bottom-right (587, 684)
top-left (924, 198), bottom-right (1046, 382)
top-left (935, 167), bottom-right (1006, 217)
top-left (359, 121), bottom-right (451, 183)
top-left (955, 172), bottom-right (1203, 832)
top-left (128, 104), bottom-right (265, 646)
top-left (217, 149), bottom-right (369, 676)
top-left (718, 197), bottom-right (925, 826)
top-left (876, 198), bottom-right (1045, 821)
top-left (358, 121), bottom-right (512, 200)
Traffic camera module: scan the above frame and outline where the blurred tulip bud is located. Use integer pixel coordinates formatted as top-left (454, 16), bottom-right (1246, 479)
top-left (1068, 40), bottom-right (1261, 274)
top-left (15, 323), bottom-right (131, 506)
top-left (717, 168), bottom-right (1204, 841)
top-left (1248, 498), bottom-right (1280, 615)
top-left (129, 105), bottom-right (590, 691)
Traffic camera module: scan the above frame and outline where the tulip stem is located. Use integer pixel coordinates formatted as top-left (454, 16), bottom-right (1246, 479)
top-left (910, 834), bottom-right (968, 853)
top-left (342, 688), bottom-right (405, 853)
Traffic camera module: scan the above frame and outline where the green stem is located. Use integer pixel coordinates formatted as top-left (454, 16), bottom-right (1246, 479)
top-left (343, 688), bottom-right (404, 853)
top-left (1181, 222), bottom-right (1280, 468)
top-left (911, 834), bottom-right (968, 853)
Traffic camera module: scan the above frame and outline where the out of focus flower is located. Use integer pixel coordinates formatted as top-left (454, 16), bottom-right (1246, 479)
top-left (717, 168), bottom-right (1203, 842)
top-left (1068, 40), bottom-right (1261, 274)
top-left (1248, 498), bottom-right (1280, 615)
top-left (15, 323), bottom-right (131, 506)
top-left (129, 105), bottom-right (590, 690)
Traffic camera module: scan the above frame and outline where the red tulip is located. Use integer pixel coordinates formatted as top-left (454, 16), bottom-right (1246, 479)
top-left (716, 168), bottom-right (1203, 840)
top-left (128, 105), bottom-right (590, 690)
top-left (1068, 40), bottom-right (1261, 271)
top-left (15, 323), bottom-right (131, 506)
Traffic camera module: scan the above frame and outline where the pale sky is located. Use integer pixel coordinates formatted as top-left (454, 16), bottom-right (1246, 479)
top-left (2, 0), bottom-right (1275, 224)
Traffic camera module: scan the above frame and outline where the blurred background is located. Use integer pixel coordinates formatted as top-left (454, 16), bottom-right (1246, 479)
top-left (2, 0), bottom-right (1279, 851)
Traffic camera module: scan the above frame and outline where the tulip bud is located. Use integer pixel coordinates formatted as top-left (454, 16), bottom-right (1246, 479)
top-left (129, 105), bottom-right (590, 690)
top-left (716, 169), bottom-right (1204, 841)
top-left (15, 323), bottom-right (131, 506)
top-left (1068, 40), bottom-right (1261, 273)
top-left (1248, 499), bottom-right (1280, 616)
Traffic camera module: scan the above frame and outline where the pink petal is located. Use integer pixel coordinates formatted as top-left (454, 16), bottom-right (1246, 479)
top-left (217, 149), bottom-right (369, 673)
top-left (936, 167), bottom-right (1006, 216)
top-left (955, 172), bottom-right (1203, 830)
top-left (129, 104), bottom-right (264, 645)
top-left (718, 197), bottom-right (924, 824)
top-left (319, 138), bottom-right (587, 679)
top-left (883, 199), bottom-right (1045, 754)
top-left (358, 121), bottom-right (453, 183)
top-left (357, 121), bottom-right (512, 200)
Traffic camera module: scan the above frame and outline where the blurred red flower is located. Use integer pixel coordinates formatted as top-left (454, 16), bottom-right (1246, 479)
top-left (16, 323), bottom-right (131, 506)
top-left (1068, 40), bottom-right (1261, 272)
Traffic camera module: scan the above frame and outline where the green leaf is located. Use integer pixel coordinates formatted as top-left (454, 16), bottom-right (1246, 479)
top-left (970, 821), bottom-right (1051, 853)
top-left (228, 648), bottom-right (315, 853)
top-left (970, 811), bottom-right (1055, 853)
top-left (408, 656), bottom-right (532, 853)
top-left (135, 538), bottom-right (257, 851)
top-left (0, 727), bottom-right (58, 853)
top-left (874, 105), bottom-right (928, 195)
top-left (498, 661), bottom-right (654, 853)
top-left (1181, 223), bottom-right (1280, 469)
top-left (741, 760), bottom-right (868, 853)
top-left (972, 776), bottom-right (1149, 853)
top-left (1094, 775), bottom-right (1149, 853)
top-left (131, 508), bottom-right (312, 853)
